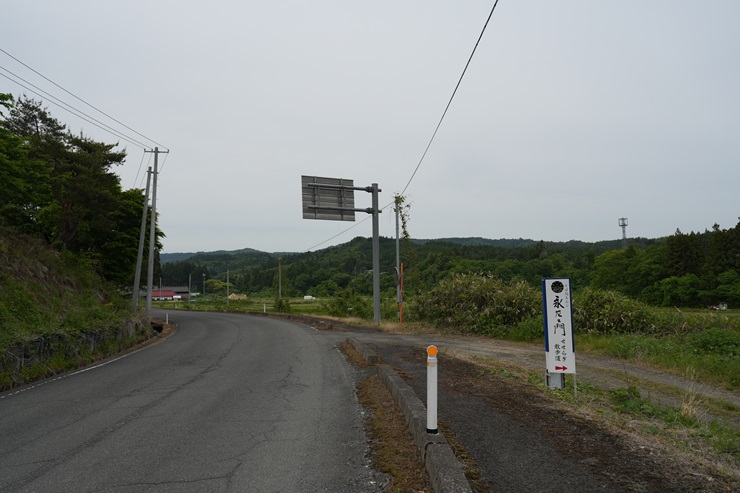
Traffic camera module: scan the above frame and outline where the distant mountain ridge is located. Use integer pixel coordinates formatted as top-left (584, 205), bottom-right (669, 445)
top-left (160, 247), bottom-right (267, 264)
top-left (160, 236), bottom-right (634, 264)
top-left (413, 237), bottom-right (538, 248)
top-left (159, 238), bottom-right (536, 263)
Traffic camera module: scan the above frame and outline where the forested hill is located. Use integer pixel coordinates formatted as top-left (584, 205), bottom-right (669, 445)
top-left (160, 248), bottom-right (264, 264)
top-left (160, 222), bottom-right (739, 308)
top-left (161, 236), bottom-right (634, 264)
top-left (413, 237), bottom-right (631, 251)
top-left (413, 237), bottom-right (538, 248)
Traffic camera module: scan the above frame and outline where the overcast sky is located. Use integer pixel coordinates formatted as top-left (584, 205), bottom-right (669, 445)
top-left (3, 1), bottom-right (738, 254)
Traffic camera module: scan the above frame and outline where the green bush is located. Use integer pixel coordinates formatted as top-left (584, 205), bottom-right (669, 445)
top-left (273, 297), bottom-right (291, 313)
top-left (414, 273), bottom-right (540, 334)
top-left (322, 289), bottom-right (372, 319)
top-left (573, 288), bottom-right (656, 334)
top-left (509, 314), bottom-right (545, 342)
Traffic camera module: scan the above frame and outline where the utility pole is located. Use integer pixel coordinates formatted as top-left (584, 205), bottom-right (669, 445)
top-left (144, 147), bottom-right (169, 325)
top-left (188, 273), bottom-right (191, 303)
top-left (394, 196), bottom-right (401, 323)
top-left (226, 269), bottom-right (230, 306)
top-left (131, 167), bottom-right (152, 312)
top-left (145, 149), bottom-right (159, 326)
top-left (619, 218), bottom-right (628, 249)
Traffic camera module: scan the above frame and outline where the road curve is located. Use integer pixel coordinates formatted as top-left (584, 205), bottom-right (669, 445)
top-left (0, 311), bottom-right (384, 492)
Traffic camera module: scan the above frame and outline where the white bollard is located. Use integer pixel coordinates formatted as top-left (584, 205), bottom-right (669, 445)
top-left (426, 345), bottom-right (438, 434)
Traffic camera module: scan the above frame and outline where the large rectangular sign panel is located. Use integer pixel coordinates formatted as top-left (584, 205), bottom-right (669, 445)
top-left (301, 175), bottom-right (356, 221)
top-left (542, 278), bottom-right (576, 374)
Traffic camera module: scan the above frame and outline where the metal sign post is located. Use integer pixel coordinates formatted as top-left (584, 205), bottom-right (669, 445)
top-left (370, 183), bottom-right (381, 323)
top-left (542, 278), bottom-right (577, 391)
top-left (301, 176), bottom-right (382, 323)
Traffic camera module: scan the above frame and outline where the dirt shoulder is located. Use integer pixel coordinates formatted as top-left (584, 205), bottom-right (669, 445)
top-left (345, 330), bottom-right (740, 421)
top-left (291, 315), bottom-right (739, 492)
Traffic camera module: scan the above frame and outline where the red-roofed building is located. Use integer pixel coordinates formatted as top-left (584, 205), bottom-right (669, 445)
top-left (138, 286), bottom-right (190, 301)
top-left (152, 290), bottom-right (176, 301)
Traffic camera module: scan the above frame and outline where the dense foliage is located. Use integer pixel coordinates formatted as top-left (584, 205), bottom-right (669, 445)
top-left (1, 94), bottom-right (159, 387)
top-left (0, 227), bottom-right (128, 342)
top-left (0, 94), bottom-right (162, 286)
top-left (572, 288), bottom-right (657, 334)
top-left (161, 220), bottom-right (739, 311)
top-left (591, 225), bottom-right (740, 307)
top-left (0, 225), bottom-right (152, 390)
top-left (413, 274), bottom-right (540, 335)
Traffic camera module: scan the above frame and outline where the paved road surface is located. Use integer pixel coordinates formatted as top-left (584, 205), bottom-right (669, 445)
top-left (0, 311), bottom-right (384, 492)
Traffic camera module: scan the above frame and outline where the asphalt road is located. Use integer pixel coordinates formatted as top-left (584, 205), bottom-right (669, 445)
top-left (0, 311), bottom-right (384, 492)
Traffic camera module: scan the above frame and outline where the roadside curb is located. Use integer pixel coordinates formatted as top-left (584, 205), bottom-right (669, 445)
top-left (346, 336), bottom-right (378, 365)
top-left (345, 337), bottom-right (472, 493)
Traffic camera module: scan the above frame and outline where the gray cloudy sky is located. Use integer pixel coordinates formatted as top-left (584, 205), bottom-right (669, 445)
top-left (3, 1), bottom-right (738, 253)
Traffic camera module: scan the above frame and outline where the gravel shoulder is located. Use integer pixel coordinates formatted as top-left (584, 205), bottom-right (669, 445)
top-left (350, 330), bottom-right (740, 411)
top-left (292, 316), bottom-right (739, 492)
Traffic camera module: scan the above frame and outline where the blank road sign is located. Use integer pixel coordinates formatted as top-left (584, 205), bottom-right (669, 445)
top-left (301, 175), bottom-right (356, 221)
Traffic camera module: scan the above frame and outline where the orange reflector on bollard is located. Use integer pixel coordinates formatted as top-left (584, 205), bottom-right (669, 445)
top-left (427, 345), bottom-right (438, 358)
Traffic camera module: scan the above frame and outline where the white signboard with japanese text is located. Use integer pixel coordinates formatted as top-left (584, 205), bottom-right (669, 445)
top-left (542, 278), bottom-right (576, 374)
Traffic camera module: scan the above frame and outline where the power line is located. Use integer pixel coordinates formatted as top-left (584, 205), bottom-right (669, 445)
top-left (0, 65), bottom-right (152, 149)
top-left (304, 216), bottom-right (370, 252)
top-left (303, 197), bottom-right (401, 253)
top-left (134, 150), bottom-right (151, 189)
top-left (305, 0), bottom-right (502, 252)
top-left (0, 71), bottom-right (150, 150)
top-left (158, 151), bottom-right (170, 174)
top-left (400, 0), bottom-right (501, 196)
top-left (0, 48), bottom-right (168, 151)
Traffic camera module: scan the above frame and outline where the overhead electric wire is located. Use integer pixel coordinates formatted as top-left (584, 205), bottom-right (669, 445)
top-left (399, 0), bottom-right (500, 197)
top-left (158, 151), bottom-right (170, 174)
top-left (134, 151), bottom-right (151, 189)
top-left (304, 216), bottom-right (371, 252)
top-left (0, 48), bottom-right (168, 151)
top-left (0, 67), bottom-right (148, 149)
top-left (304, 0), bottom-right (502, 252)
top-left (0, 64), bottom-right (152, 149)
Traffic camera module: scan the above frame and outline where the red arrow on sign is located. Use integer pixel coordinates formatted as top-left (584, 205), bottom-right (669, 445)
top-left (555, 366), bottom-right (568, 371)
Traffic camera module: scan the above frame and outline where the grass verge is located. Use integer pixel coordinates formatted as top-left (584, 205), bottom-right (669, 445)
top-left (357, 375), bottom-right (431, 493)
top-left (339, 341), bottom-right (431, 492)
top-left (577, 331), bottom-right (740, 389)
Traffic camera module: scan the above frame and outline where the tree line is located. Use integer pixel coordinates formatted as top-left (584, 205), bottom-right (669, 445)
top-left (161, 222), bottom-right (739, 308)
top-left (1, 94), bottom-right (161, 287)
